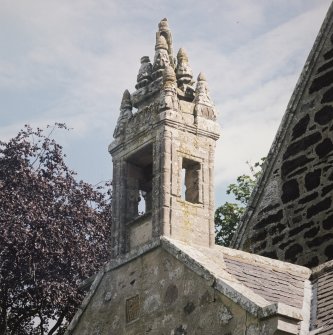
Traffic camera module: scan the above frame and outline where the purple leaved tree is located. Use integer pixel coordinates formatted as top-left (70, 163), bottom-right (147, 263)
top-left (0, 124), bottom-right (111, 335)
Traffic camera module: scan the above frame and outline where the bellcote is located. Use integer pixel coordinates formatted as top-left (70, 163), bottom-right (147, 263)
top-left (109, 19), bottom-right (220, 259)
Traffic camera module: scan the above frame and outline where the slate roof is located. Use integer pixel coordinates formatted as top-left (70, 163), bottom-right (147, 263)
top-left (311, 261), bottom-right (333, 334)
top-left (162, 237), bottom-right (311, 311)
top-left (67, 237), bottom-right (312, 334)
top-left (223, 253), bottom-right (307, 309)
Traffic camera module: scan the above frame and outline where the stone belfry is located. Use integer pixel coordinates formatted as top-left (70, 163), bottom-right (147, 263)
top-left (109, 18), bottom-right (220, 258)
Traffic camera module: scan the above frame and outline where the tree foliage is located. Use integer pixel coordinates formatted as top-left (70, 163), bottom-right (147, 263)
top-left (215, 159), bottom-right (265, 247)
top-left (0, 124), bottom-right (112, 334)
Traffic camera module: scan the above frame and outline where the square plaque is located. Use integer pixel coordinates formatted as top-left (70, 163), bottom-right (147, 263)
top-left (126, 295), bottom-right (140, 323)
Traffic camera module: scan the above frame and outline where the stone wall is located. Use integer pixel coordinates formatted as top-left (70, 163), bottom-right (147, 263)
top-left (71, 247), bottom-right (260, 335)
top-left (233, 7), bottom-right (333, 267)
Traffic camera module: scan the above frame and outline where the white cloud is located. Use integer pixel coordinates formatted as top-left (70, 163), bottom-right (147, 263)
top-left (0, 0), bottom-right (331, 191)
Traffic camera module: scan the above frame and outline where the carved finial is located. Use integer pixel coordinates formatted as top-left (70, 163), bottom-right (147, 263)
top-left (194, 74), bottom-right (216, 121)
top-left (136, 56), bottom-right (152, 89)
top-left (197, 72), bottom-right (207, 82)
top-left (113, 90), bottom-right (133, 138)
top-left (120, 89), bottom-right (132, 110)
top-left (163, 65), bottom-right (177, 87)
top-left (176, 48), bottom-right (194, 92)
top-left (157, 18), bottom-right (174, 69)
top-left (160, 65), bottom-right (178, 111)
top-left (152, 34), bottom-right (170, 80)
top-left (177, 48), bottom-right (189, 63)
top-left (158, 18), bottom-right (170, 32)
top-left (155, 34), bottom-right (168, 51)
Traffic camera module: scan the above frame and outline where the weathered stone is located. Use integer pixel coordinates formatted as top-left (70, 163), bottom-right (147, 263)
top-left (183, 302), bottom-right (195, 315)
top-left (253, 240), bottom-right (267, 252)
top-left (269, 223), bottom-right (285, 236)
top-left (304, 256), bottom-right (319, 268)
top-left (314, 105), bottom-right (333, 125)
top-left (173, 324), bottom-right (187, 335)
top-left (281, 179), bottom-right (300, 203)
top-left (272, 234), bottom-right (286, 245)
top-left (258, 203), bottom-right (280, 215)
top-left (193, 73), bottom-right (216, 121)
top-left (324, 244), bottom-right (333, 258)
top-left (285, 244), bottom-right (303, 261)
top-left (253, 210), bottom-right (283, 230)
top-left (283, 132), bottom-right (321, 160)
top-left (324, 48), bottom-right (333, 60)
top-left (305, 169), bottom-right (321, 191)
top-left (292, 114), bottom-right (310, 140)
top-left (322, 183), bottom-right (333, 196)
top-left (315, 138), bottom-right (333, 158)
top-left (261, 250), bottom-right (278, 259)
top-left (176, 48), bottom-right (194, 93)
top-left (109, 19), bottom-right (220, 256)
top-left (113, 90), bottom-right (133, 139)
top-left (165, 284), bottom-right (179, 304)
top-left (135, 56), bottom-right (152, 89)
top-left (298, 191), bottom-right (318, 205)
top-left (281, 155), bottom-right (313, 177)
top-left (322, 213), bottom-right (333, 230)
top-left (321, 86), bottom-right (333, 103)
top-left (279, 239), bottom-right (295, 250)
top-left (317, 59), bottom-right (333, 73)
top-left (306, 197), bottom-right (331, 218)
top-left (307, 234), bottom-right (333, 248)
top-left (251, 230), bottom-right (267, 242)
top-left (309, 69), bottom-right (333, 94)
top-left (304, 227), bottom-right (320, 239)
top-left (292, 215), bottom-right (302, 224)
top-left (289, 221), bottom-right (313, 237)
top-left (288, 167), bottom-right (308, 178)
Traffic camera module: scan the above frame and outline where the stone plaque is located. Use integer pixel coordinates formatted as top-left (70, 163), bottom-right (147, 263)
top-left (126, 295), bottom-right (140, 323)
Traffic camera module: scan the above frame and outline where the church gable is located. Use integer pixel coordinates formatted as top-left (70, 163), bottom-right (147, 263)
top-left (67, 245), bottom-right (254, 334)
top-left (233, 3), bottom-right (333, 268)
top-left (66, 239), bottom-right (310, 335)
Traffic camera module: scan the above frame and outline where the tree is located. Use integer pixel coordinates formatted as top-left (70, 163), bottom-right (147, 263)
top-left (0, 124), bottom-right (112, 335)
top-left (215, 159), bottom-right (265, 247)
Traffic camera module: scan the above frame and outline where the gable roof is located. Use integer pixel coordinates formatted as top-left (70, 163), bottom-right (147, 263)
top-left (231, 3), bottom-right (333, 266)
top-left (162, 238), bottom-right (310, 322)
top-left (66, 237), bottom-right (311, 334)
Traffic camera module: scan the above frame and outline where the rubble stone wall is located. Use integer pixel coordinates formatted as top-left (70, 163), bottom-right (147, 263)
top-left (236, 20), bottom-right (333, 268)
top-left (71, 248), bottom-right (260, 335)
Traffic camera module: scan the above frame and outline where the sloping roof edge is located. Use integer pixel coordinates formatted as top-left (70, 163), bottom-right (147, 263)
top-left (231, 2), bottom-right (333, 249)
top-left (65, 237), bottom-right (307, 334)
top-left (161, 237), bottom-right (305, 322)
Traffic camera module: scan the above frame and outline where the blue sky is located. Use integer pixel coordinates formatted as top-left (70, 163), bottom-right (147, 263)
top-left (0, 0), bottom-right (331, 206)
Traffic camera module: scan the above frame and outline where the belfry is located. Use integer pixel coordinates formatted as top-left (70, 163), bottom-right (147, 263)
top-left (66, 12), bottom-right (333, 333)
top-left (109, 18), bottom-right (220, 258)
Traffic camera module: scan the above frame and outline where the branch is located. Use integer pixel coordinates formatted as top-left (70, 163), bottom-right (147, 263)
top-left (47, 307), bottom-right (69, 335)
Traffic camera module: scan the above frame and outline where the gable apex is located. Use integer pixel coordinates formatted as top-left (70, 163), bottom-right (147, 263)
top-left (232, 2), bottom-right (333, 268)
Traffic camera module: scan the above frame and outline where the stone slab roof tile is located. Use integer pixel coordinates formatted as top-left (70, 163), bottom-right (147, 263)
top-left (162, 237), bottom-right (311, 315)
top-left (311, 262), bottom-right (333, 334)
top-left (223, 254), bottom-right (305, 308)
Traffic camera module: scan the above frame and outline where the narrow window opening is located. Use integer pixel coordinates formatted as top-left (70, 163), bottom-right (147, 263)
top-left (181, 158), bottom-right (200, 204)
top-left (126, 145), bottom-right (153, 220)
top-left (181, 168), bottom-right (186, 199)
